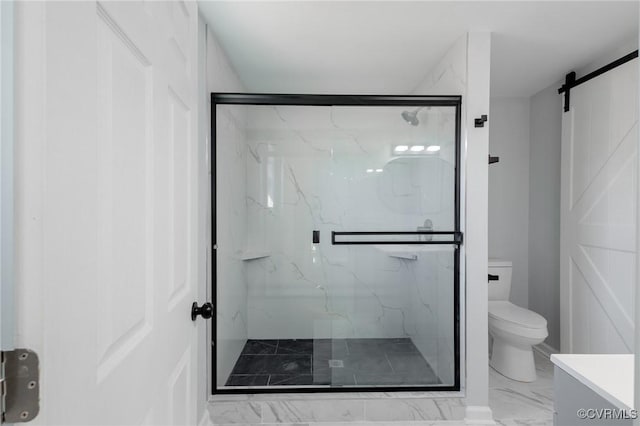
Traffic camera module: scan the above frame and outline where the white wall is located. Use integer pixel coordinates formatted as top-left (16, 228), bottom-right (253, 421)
top-left (215, 103), bottom-right (249, 386)
top-left (489, 98), bottom-right (531, 309)
top-left (487, 90), bottom-right (562, 352)
top-left (528, 83), bottom-right (562, 351)
top-left (463, 32), bottom-right (492, 422)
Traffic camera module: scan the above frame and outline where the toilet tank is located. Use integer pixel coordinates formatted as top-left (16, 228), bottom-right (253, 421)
top-left (488, 258), bottom-right (512, 301)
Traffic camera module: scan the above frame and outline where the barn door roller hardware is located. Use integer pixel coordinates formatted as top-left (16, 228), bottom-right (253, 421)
top-left (474, 115), bottom-right (488, 127)
top-left (558, 50), bottom-right (638, 112)
top-left (1, 349), bottom-right (39, 423)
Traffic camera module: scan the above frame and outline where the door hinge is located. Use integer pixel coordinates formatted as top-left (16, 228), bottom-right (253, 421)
top-left (1, 349), bottom-right (39, 423)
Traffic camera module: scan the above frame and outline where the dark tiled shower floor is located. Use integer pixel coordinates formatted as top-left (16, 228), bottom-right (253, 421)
top-left (225, 338), bottom-right (440, 387)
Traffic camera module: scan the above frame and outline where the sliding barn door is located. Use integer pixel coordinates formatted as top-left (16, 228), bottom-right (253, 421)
top-left (560, 58), bottom-right (638, 353)
top-left (15, 2), bottom-right (200, 424)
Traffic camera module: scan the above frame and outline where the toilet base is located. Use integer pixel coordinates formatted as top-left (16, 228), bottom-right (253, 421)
top-left (489, 337), bottom-right (537, 382)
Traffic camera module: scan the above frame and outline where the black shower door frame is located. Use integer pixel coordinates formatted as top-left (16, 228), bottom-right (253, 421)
top-left (211, 93), bottom-right (463, 394)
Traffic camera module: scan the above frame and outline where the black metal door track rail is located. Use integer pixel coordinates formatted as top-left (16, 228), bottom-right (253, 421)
top-left (558, 50), bottom-right (638, 112)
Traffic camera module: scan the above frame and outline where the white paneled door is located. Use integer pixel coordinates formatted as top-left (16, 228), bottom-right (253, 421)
top-left (15, 1), bottom-right (200, 424)
top-left (560, 59), bottom-right (638, 354)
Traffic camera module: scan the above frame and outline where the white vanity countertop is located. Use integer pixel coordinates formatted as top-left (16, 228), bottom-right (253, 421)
top-left (551, 354), bottom-right (634, 410)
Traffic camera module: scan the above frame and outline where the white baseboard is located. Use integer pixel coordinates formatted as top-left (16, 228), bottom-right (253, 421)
top-left (533, 342), bottom-right (559, 358)
top-left (465, 406), bottom-right (496, 425)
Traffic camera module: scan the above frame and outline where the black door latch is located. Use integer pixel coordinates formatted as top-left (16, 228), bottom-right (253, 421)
top-left (191, 302), bottom-right (214, 321)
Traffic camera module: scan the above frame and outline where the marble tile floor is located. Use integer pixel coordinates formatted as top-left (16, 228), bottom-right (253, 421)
top-left (212, 347), bottom-right (554, 426)
top-left (224, 338), bottom-right (441, 388)
top-left (490, 350), bottom-right (555, 426)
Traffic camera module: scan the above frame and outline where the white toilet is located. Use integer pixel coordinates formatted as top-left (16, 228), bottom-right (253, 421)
top-left (488, 259), bottom-right (548, 382)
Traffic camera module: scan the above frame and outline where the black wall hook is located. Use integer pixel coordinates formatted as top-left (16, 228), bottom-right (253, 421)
top-left (474, 115), bottom-right (488, 128)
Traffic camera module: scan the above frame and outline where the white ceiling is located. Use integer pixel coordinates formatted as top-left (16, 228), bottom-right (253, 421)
top-left (199, 1), bottom-right (638, 97)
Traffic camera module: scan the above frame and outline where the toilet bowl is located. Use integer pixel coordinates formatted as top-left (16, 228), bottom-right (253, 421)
top-left (488, 259), bottom-right (548, 382)
top-left (488, 301), bottom-right (548, 381)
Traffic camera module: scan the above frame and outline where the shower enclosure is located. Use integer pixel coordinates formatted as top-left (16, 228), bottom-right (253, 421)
top-left (212, 94), bottom-right (462, 393)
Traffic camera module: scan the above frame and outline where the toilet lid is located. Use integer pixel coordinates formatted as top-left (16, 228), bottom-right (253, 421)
top-left (488, 301), bottom-right (547, 329)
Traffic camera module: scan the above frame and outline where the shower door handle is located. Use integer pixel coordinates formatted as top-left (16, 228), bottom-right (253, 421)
top-left (191, 302), bottom-right (214, 321)
top-left (331, 231), bottom-right (463, 245)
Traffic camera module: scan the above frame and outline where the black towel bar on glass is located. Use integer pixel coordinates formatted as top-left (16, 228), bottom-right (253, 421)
top-left (331, 231), bottom-right (463, 245)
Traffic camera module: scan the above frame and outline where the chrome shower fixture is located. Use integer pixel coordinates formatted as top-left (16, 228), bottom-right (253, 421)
top-left (401, 107), bottom-right (428, 126)
top-left (401, 109), bottom-right (419, 126)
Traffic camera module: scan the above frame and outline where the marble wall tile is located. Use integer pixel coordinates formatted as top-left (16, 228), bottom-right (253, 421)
top-left (211, 390), bottom-right (464, 403)
top-left (412, 35), bottom-right (467, 96)
top-left (242, 104), bottom-right (459, 346)
top-left (409, 250), bottom-right (456, 384)
top-left (364, 397), bottom-right (465, 421)
top-left (209, 401), bottom-right (262, 424)
top-left (216, 104), bottom-right (250, 385)
top-left (261, 400), bottom-right (365, 423)
top-left (410, 32), bottom-right (468, 401)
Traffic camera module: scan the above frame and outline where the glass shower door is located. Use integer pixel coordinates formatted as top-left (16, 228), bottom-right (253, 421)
top-left (213, 95), bottom-right (461, 393)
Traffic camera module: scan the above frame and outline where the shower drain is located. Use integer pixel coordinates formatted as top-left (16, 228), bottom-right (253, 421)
top-left (328, 359), bottom-right (344, 368)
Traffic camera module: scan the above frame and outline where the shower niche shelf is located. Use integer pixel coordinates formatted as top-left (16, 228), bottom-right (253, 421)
top-left (383, 251), bottom-right (419, 261)
top-left (375, 245), bottom-right (454, 260)
top-left (239, 251), bottom-right (270, 261)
